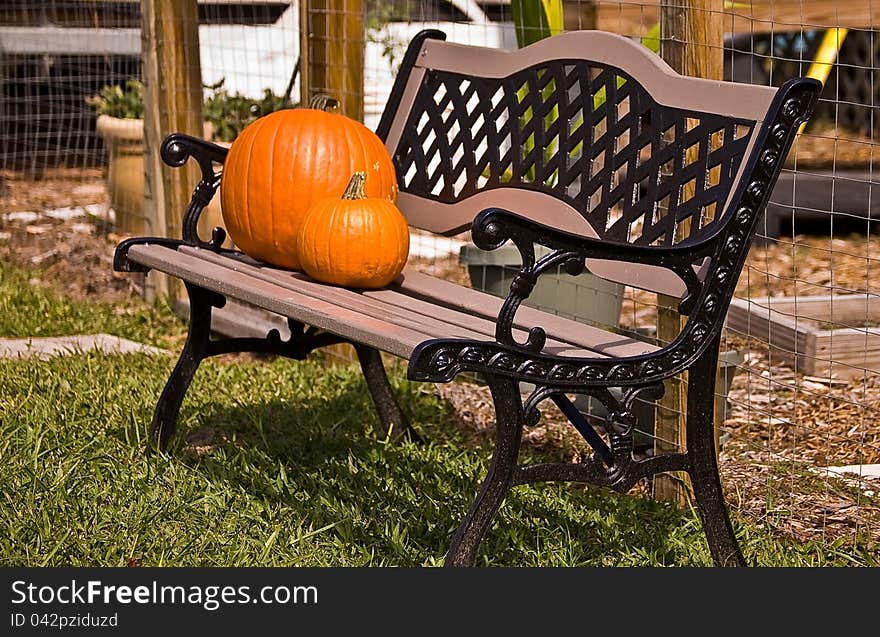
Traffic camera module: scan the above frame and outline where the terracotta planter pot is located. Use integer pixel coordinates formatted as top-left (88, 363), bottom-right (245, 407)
top-left (96, 114), bottom-right (226, 238)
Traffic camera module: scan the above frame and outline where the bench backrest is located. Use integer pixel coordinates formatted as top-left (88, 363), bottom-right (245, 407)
top-left (376, 30), bottom-right (785, 297)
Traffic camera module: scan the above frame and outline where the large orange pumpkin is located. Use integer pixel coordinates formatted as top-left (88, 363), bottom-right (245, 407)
top-left (220, 97), bottom-right (397, 270)
top-left (297, 172), bottom-right (410, 289)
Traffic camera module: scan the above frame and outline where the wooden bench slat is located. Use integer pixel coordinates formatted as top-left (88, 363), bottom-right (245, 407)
top-left (179, 246), bottom-right (600, 357)
top-left (127, 244), bottom-right (426, 359)
top-left (180, 247), bottom-right (527, 344)
top-left (186, 247), bottom-right (649, 358)
top-left (395, 270), bottom-right (658, 358)
top-left (184, 250), bottom-right (655, 358)
top-left (130, 245), bottom-right (601, 361)
top-left (179, 247), bottom-right (544, 351)
top-left (364, 286), bottom-right (600, 355)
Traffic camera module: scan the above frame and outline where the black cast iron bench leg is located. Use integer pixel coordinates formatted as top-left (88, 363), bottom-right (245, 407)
top-left (442, 348), bottom-right (746, 567)
top-left (685, 344), bottom-right (746, 567)
top-left (148, 281), bottom-right (420, 452)
top-left (355, 344), bottom-right (421, 442)
top-left (445, 376), bottom-right (523, 566)
top-left (149, 282), bottom-right (218, 452)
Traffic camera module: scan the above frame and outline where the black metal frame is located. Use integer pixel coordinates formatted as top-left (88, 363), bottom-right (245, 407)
top-left (114, 28), bottom-right (820, 567)
top-left (402, 62), bottom-right (821, 566)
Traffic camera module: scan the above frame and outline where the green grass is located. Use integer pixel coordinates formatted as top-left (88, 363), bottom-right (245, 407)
top-left (0, 260), bottom-right (182, 348)
top-left (0, 259), bottom-right (877, 566)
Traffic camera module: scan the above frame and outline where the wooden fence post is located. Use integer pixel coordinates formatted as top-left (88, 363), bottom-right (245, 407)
top-left (297, 0), bottom-right (366, 364)
top-left (654, 0), bottom-right (724, 503)
top-left (301, 0), bottom-right (365, 121)
top-left (562, 0), bottom-right (597, 30)
top-left (141, 0), bottom-right (204, 303)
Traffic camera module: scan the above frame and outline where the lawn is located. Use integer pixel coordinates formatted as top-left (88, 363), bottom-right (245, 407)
top-left (0, 260), bottom-right (181, 349)
top-left (0, 258), bottom-right (876, 566)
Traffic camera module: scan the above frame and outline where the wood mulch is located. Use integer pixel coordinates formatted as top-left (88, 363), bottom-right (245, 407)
top-left (3, 168), bottom-right (877, 546)
top-left (788, 124), bottom-right (878, 169)
top-left (0, 169), bottom-right (147, 303)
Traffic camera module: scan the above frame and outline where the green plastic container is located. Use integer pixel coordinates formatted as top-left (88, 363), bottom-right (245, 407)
top-left (459, 243), bottom-right (625, 328)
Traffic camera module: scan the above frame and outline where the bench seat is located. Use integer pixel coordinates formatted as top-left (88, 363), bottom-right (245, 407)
top-left (127, 243), bottom-right (657, 362)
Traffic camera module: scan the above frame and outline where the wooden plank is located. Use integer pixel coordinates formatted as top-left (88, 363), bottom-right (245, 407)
top-left (178, 247), bottom-right (600, 357)
top-left (726, 299), bottom-right (809, 340)
top-left (191, 247), bottom-right (657, 357)
top-left (141, 0), bottom-right (204, 303)
top-left (182, 249), bottom-right (575, 350)
top-left (149, 242), bottom-right (659, 363)
top-left (0, 26), bottom-right (139, 55)
top-left (660, 0), bottom-right (723, 82)
top-left (298, 0), bottom-right (310, 110)
top-left (563, 0), bottom-right (597, 31)
top-left (596, 1), bottom-right (880, 37)
top-left (726, 297), bottom-right (880, 343)
top-left (596, 1), bottom-right (661, 37)
top-left (813, 333), bottom-right (880, 349)
top-left (177, 246), bottom-right (607, 359)
top-left (395, 269), bottom-right (658, 358)
top-left (726, 298), bottom-right (809, 371)
top-left (724, 1), bottom-right (880, 33)
top-left (126, 244), bottom-right (427, 359)
top-left (131, 245), bottom-right (610, 364)
top-left (748, 294), bottom-right (880, 324)
top-left (726, 295), bottom-right (880, 378)
top-left (302, 0), bottom-right (365, 121)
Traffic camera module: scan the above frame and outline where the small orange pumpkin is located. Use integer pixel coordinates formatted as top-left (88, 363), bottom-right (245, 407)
top-left (220, 96), bottom-right (397, 270)
top-left (297, 172), bottom-right (410, 288)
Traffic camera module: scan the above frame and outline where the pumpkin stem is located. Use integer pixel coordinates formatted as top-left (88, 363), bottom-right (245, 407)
top-left (308, 93), bottom-right (339, 112)
top-left (342, 172), bottom-right (367, 200)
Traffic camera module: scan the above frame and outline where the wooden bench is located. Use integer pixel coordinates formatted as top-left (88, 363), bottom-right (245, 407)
top-left (114, 29), bottom-right (820, 567)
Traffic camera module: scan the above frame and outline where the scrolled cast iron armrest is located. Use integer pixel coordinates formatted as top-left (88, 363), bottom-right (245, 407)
top-left (406, 206), bottom-right (732, 389)
top-left (113, 134), bottom-right (229, 273)
top-left (470, 207), bottom-right (722, 350)
top-left (409, 212), bottom-right (730, 387)
top-left (161, 133), bottom-right (230, 249)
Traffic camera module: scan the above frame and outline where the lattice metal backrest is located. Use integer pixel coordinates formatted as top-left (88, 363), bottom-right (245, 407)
top-left (392, 59), bottom-right (756, 247)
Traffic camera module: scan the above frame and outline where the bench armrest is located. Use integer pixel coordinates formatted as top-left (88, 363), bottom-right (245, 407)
top-left (113, 134), bottom-right (229, 273)
top-left (161, 133), bottom-right (229, 248)
top-left (469, 206), bottom-right (718, 352)
top-left (472, 207), bottom-right (718, 268)
top-left (410, 208), bottom-right (726, 388)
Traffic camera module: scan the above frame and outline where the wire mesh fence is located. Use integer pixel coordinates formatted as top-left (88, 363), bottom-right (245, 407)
top-left (1, 1), bottom-right (878, 552)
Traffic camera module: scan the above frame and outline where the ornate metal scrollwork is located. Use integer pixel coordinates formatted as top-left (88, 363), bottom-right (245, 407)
top-left (113, 133), bottom-right (232, 272)
top-left (475, 215), bottom-right (586, 352)
top-left (204, 317), bottom-right (347, 360)
top-left (519, 380), bottom-right (665, 489)
top-left (160, 133), bottom-right (229, 250)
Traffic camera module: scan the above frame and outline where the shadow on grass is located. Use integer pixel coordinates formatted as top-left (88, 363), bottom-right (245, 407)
top-left (155, 373), bottom-right (705, 566)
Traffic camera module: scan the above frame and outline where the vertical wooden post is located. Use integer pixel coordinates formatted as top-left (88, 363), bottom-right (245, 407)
top-left (654, 0), bottom-right (723, 503)
top-left (562, 0), bottom-right (597, 31)
top-left (660, 1), bottom-right (724, 80)
top-left (297, 0), bottom-right (364, 365)
top-left (141, 0), bottom-right (204, 303)
top-left (301, 0), bottom-right (365, 121)
top-left (299, 0), bottom-right (310, 111)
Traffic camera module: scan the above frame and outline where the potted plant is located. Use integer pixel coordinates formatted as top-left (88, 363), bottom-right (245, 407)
top-left (87, 79), bottom-right (288, 236)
